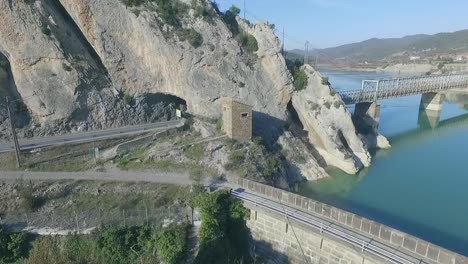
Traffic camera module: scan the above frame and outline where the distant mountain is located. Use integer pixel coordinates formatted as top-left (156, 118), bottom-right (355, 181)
top-left (288, 30), bottom-right (468, 64)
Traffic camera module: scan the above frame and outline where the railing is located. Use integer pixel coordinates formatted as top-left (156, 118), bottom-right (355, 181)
top-left (234, 190), bottom-right (424, 264)
top-left (229, 176), bottom-right (467, 264)
top-left (339, 73), bottom-right (468, 105)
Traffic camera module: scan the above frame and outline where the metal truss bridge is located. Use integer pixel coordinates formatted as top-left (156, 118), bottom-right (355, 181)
top-left (338, 73), bottom-right (468, 105)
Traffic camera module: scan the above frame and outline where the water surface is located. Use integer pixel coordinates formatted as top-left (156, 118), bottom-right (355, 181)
top-left (299, 69), bottom-right (468, 255)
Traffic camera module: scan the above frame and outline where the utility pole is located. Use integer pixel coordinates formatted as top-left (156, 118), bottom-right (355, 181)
top-left (281, 28), bottom-right (285, 56)
top-left (304, 41), bottom-right (310, 64)
top-left (6, 97), bottom-right (21, 168)
top-left (243, 0), bottom-right (246, 19)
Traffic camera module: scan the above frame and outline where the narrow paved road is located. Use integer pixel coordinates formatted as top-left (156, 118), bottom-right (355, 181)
top-left (0, 120), bottom-right (184, 153)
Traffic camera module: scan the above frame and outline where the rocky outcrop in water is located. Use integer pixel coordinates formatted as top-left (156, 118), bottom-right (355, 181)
top-left (291, 65), bottom-right (371, 174)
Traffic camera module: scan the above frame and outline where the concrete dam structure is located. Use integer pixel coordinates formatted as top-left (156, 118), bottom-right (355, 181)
top-left (230, 177), bottom-right (468, 264)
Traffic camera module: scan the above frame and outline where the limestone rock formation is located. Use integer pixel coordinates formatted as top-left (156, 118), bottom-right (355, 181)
top-left (291, 65), bottom-right (371, 174)
top-left (278, 131), bottom-right (328, 181)
top-left (0, 0), bottom-right (383, 178)
top-left (58, 0), bottom-right (294, 121)
top-left (0, 0), bottom-right (293, 140)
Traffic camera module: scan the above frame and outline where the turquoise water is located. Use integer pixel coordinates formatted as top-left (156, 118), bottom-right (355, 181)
top-left (298, 70), bottom-right (468, 255)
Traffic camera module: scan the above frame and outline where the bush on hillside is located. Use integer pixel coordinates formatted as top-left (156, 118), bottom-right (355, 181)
top-left (292, 68), bottom-right (308, 91)
top-left (0, 229), bottom-right (30, 263)
top-left (156, 225), bottom-right (188, 264)
top-left (237, 32), bottom-right (258, 53)
top-left (321, 76), bottom-right (330, 86)
top-left (123, 93), bottom-right (133, 106)
top-left (178, 28), bottom-right (203, 48)
top-left (123, 0), bottom-right (144, 7)
top-left (194, 191), bottom-right (250, 264)
top-left (229, 5), bottom-right (241, 16)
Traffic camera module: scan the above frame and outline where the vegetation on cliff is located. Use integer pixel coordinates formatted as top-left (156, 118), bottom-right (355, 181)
top-left (286, 59), bottom-right (308, 91)
top-left (0, 188), bottom-right (252, 264)
top-left (194, 191), bottom-right (252, 264)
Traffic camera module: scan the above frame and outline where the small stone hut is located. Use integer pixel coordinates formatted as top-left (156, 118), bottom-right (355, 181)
top-left (222, 98), bottom-right (252, 141)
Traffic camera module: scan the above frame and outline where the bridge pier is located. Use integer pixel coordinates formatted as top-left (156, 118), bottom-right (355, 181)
top-left (418, 93), bottom-right (444, 129)
top-left (353, 102), bottom-right (380, 134)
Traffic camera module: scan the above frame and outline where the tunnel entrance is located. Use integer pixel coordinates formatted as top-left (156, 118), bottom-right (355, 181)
top-left (138, 93), bottom-right (187, 122)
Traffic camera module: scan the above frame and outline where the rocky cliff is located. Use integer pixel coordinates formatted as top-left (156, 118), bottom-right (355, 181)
top-left (0, 0), bottom-right (379, 178)
top-left (0, 0), bottom-right (293, 138)
top-left (291, 65), bottom-right (371, 174)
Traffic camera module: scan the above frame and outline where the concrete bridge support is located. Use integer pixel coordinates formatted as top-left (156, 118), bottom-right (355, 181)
top-left (418, 93), bottom-right (445, 129)
top-left (353, 102), bottom-right (380, 134)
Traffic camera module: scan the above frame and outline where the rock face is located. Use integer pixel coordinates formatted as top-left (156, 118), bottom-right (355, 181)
top-left (0, 0), bottom-right (293, 139)
top-left (58, 0), bottom-right (293, 120)
top-left (0, 0), bottom-right (380, 178)
top-left (278, 131), bottom-right (328, 181)
top-left (291, 65), bottom-right (371, 174)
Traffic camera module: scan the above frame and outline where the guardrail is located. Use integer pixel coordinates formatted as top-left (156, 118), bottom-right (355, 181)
top-left (339, 73), bottom-right (468, 105)
top-left (229, 176), bottom-right (467, 264)
top-left (233, 190), bottom-right (424, 264)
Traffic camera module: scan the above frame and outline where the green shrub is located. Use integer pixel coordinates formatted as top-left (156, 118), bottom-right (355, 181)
top-left (123, 93), bottom-right (133, 106)
top-left (292, 68), bottom-right (308, 91)
top-left (17, 180), bottom-right (40, 212)
top-left (27, 237), bottom-right (65, 264)
top-left (321, 77), bottom-right (330, 86)
top-left (178, 28), bottom-right (203, 48)
top-left (151, 0), bottom-right (189, 27)
top-left (0, 229), bottom-right (30, 263)
top-left (62, 63), bottom-right (72, 72)
top-left (333, 100), bottom-right (342, 109)
top-left (194, 191), bottom-right (250, 264)
top-left (184, 144), bottom-right (205, 161)
top-left (63, 234), bottom-right (96, 263)
top-left (123, 0), bottom-right (144, 7)
top-left (192, 0), bottom-right (215, 23)
top-left (229, 5), bottom-right (241, 16)
top-left (156, 225), bottom-right (188, 264)
top-left (41, 24), bottom-right (51, 36)
top-left (237, 32), bottom-right (258, 53)
top-left (95, 226), bottom-right (153, 264)
top-left (222, 7), bottom-right (240, 35)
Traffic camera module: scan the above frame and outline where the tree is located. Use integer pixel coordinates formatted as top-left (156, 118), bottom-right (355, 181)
top-left (293, 69), bottom-right (308, 91)
top-left (155, 225), bottom-right (188, 264)
top-left (229, 5), bottom-right (241, 16)
top-left (0, 229), bottom-right (30, 263)
top-left (194, 192), bottom-right (250, 264)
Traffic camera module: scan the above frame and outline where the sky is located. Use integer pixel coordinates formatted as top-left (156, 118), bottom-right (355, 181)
top-left (215, 0), bottom-right (468, 49)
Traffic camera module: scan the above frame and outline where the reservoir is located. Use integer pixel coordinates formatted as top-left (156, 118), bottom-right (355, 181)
top-left (298, 70), bottom-right (468, 255)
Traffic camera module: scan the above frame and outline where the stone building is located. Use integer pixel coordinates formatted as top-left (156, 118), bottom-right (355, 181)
top-left (222, 98), bottom-right (252, 141)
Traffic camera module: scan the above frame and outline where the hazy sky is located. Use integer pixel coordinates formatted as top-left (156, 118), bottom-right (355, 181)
top-left (216, 0), bottom-right (468, 49)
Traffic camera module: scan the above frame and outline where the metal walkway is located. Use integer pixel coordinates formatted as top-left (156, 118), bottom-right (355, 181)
top-left (338, 73), bottom-right (468, 105)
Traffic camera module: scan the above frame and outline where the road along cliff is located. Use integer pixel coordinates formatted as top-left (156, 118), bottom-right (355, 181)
top-left (0, 0), bottom-right (383, 177)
